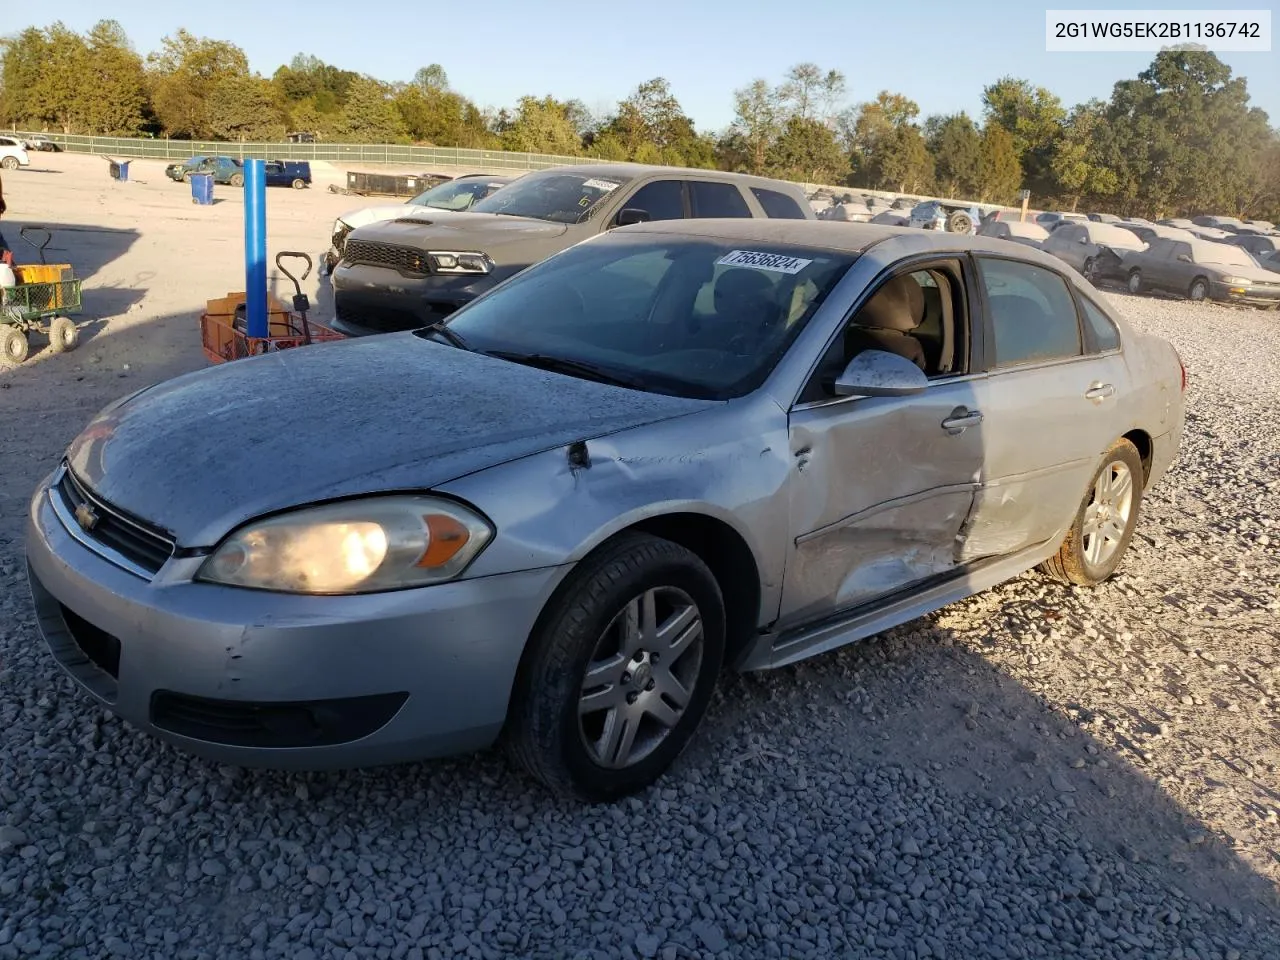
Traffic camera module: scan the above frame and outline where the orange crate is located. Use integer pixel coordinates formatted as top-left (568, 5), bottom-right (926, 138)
top-left (14, 264), bottom-right (73, 285)
top-left (199, 291), bottom-right (344, 364)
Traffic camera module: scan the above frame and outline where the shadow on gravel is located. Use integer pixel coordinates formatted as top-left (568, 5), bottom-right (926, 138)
top-left (2, 219), bottom-right (139, 282)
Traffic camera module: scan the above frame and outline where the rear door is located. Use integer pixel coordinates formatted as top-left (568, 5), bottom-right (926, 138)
top-left (958, 255), bottom-right (1128, 560)
top-left (688, 181), bottom-right (754, 218)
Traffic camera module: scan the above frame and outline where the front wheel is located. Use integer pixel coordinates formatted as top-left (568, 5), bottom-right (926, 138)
top-left (1189, 278), bottom-right (1208, 302)
top-left (946, 211), bottom-right (974, 234)
top-left (1040, 438), bottom-right (1145, 586)
top-left (47, 316), bottom-right (79, 353)
top-left (506, 533), bottom-right (725, 801)
top-left (1, 326), bottom-right (29, 364)
top-left (1083, 257), bottom-right (1098, 283)
top-left (1127, 270), bottom-right (1143, 294)
top-left (229, 173), bottom-right (244, 188)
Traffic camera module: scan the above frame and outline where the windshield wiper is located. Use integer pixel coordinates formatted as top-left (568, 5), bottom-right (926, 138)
top-left (483, 350), bottom-right (648, 390)
top-left (420, 321), bottom-right (471, 350)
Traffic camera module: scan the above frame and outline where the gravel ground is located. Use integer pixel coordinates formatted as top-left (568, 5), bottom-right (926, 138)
top-left (2, 162), bottom-right (1279, 957)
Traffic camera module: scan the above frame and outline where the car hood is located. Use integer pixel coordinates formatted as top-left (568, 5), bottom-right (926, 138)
top-left (66, 335), bottom-right (713, 546)
top-left (349, 213), bottom-right (569, 257)
top-left (337, 203), bottom-right (451, 232)
top-left (1199, 262), bottom-right (1280, 282)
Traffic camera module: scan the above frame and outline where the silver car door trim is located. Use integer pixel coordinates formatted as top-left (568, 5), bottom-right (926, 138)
top-left (1085, 382), bottom-right (1117, 401)
top-left (940, 408), bottom-right (984, 431)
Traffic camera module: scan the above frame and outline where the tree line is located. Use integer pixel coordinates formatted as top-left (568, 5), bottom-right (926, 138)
top-left (2, 21), bottom-right (1277, 220)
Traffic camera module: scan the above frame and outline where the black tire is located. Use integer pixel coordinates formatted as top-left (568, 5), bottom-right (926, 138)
top-left (1082, 257), bottom-right (1098, 282)
top-left (292, 178), bottom-right (306, 190)
top-left (1040, 438), bottom-right (1145, 587)
top-left (1, 326), bottom-right (29, 364)
top-left (506, 532), bottom-right (725, 802)
top-left (946, 210), bottom-right (973, 234)
top-left (0, 157), bottom-right (18, 171)
top-left (47, 316), bottom-right (78, 354)
top-left (230, 173), bottom-right (244, 188)
top-left (1127, 269), bottom-right (1143, 295)
top-left (1188, 277), bottom-right (1208, 302)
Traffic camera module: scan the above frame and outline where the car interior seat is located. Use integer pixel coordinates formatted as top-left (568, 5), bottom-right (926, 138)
top-left (844, 274), bottom-right (927, 370)
top-left (713, 268), bottom-right (782, 335)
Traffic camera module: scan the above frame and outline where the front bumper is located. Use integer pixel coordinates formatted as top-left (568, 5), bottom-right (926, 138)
top-left (1209, 280), bottom-right (1280, 307)
top-left (330, 261), bottom-right (495, 336)
top-left (26, 472), bottom-right (570, 770)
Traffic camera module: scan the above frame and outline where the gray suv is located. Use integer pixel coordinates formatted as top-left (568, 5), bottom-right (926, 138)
top-left (330, 163), bottom-right (814, 335)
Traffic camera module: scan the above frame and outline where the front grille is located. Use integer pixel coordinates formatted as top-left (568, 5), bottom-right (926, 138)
top-left (56, 466), bottom-right (175, 576)
top-left (342, 240), bottom-right (428, 274)
top-left (59, 604), bottom-right (121, 679)
top-left (150, 691), bottom-right (408, 748)
top-left (335, 300), bottom-right (426, 333)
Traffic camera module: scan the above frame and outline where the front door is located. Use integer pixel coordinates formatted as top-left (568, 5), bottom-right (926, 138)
top-left (779, 261), bottom-right (985, 628)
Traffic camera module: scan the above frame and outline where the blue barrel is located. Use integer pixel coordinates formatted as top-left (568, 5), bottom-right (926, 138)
top-left (116, 161), bottom-right (130, 182)
top-left (190, 173), bottom-right (214, 206)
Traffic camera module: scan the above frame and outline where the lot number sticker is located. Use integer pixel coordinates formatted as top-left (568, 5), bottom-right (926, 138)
top-left (582, 178), bottom-right (621, 192)
top-left (716, 250), bottom-right (813, 274)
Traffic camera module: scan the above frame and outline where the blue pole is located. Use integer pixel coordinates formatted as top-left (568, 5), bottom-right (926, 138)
top-left (244, 159), bottom-right (267, 339)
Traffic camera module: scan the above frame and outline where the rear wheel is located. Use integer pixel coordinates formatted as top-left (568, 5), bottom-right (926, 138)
top-left (1189, 277), bottom-right (1209, 302)
top-left (1127, 269), bottom-right (1143, 294)
top-left (291, 178), bottom-right (306, 190)
top-left (229, 173), bottom-right (244, 188)
top-left (182, 171), bottom-right (192, 183)
top-left (1, 326), bottom-right (29, 364)
top-left (47, 316), bottom-right (79, 353)
top-left (506, 533), bottom-right (725, 801)
top-left (1040, 438), bottom-right (1144, 586)
top-left (0, 157), bottom-right (18, 171)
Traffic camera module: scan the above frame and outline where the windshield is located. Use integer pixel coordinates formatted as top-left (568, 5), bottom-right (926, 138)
top-left (408, 178), bottom-right (504, 212)
top-left (434, 233), bottom-right (856, 400)
top-left (1198, 244), bottom-right (1256, 268)
top-left (470, 171), bottom-right (633, 224)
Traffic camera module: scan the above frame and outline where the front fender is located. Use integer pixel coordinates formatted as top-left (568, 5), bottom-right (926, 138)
top-left (438, 397), bottom-right (793, 629)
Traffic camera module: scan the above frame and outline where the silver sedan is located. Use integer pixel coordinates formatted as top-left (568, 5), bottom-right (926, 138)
top-left (26, 221), bottom-right (1187, 801)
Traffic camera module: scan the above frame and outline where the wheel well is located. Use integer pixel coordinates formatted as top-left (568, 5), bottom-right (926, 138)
top-left (629, 513), bottom-right (762, 669)
top-left (1122, 429), bottom-right (1152, 481)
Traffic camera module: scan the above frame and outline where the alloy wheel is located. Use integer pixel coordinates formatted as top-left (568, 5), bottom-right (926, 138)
top-left (1081, 461), bottom-right (1134, 567)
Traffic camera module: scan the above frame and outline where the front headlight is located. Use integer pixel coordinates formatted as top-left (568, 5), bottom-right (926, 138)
top-left (1219, 276), bottom-right (1250, 285)
top-left (196, 496), bottom-right (493, 594)
top-left (427, 251), bottom-right (493, 274)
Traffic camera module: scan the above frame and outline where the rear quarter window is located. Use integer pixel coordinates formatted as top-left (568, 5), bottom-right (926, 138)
top-left (751, 187), bottom-right (807, 219)
top-left (1078, 295), bottom-right (1121, 353)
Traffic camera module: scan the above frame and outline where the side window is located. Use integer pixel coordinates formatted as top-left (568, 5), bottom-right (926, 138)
top-left (979, 258), bottom-right (1082, 368)
top-left (751, 187), bottom-right (807, 219)
top-left (1146, 239), bottom-right (1172, 259)
top-left (1078, 295), bottom-right (1121, 353)
top-left (623, 180), bottom-right (685, 221)
top-left (1172, 242), bottom-right (1193, 262)
top-left (690, 181), bottom-right (752, 218)
top-left (800, 262), bottom-right (968, 403)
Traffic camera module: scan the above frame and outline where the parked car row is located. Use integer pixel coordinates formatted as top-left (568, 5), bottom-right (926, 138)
top-left (971, 205), bottom-right (1280, 308)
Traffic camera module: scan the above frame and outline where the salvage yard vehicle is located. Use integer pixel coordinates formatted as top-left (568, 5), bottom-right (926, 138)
top-left (1123, 237), bottom-right (1280, 306)
top-left (908, 199), bottom-right (982, 234)
top-left (1040, 221), bottom-right (1146, 283)
top-left (0, 136), bottom-right (31, 170)
top-left (165, 156), bottom-right (244, 187)
top-left (330, 163), bottom-right (813, 336)
top-left (325, 174), bottom-right (516, 272)
top-left (976, 220), bottom-right (1050, 249)
top-left (264, 160), bottom-right (312, 189)
top-left (27, 220), bottom-right (1186, 801)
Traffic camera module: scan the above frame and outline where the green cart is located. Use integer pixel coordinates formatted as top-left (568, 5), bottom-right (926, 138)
top-left (0, 226), bottom-right (83, 364)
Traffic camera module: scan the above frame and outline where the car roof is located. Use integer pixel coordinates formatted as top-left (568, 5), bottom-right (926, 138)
top-left (1003, 221), bottom-right (1049, 237)
top-left (527, 163), bottom-right (807, 193)
top-left (614, 219), bottom-right (1087, 267)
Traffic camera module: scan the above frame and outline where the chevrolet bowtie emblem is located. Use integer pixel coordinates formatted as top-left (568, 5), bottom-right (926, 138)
top-left (74, 502), bottom-right (99, 531)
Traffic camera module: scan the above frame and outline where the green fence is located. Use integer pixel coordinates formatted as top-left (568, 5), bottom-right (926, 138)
top-left (13, 132), bottom-right (608, 172)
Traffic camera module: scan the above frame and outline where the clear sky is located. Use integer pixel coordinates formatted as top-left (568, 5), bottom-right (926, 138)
top-left (6, 0), bottom-right (1279, 130)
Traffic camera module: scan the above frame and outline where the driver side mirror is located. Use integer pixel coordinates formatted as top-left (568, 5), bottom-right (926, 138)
top-left (615, 208), bottom-right (651, 227)
top-left (1177, 254), bottom-right (1192, 263)
top-left (833, 350), bottom-right (929, 398)
top-left (1078, 236), bottom-right (1088, 244)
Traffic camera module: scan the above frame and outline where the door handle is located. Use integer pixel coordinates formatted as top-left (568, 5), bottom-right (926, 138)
top-left (1084, 382), bottom-right (1116, 402)
top-left (941, 407), bottom-right (983, 433)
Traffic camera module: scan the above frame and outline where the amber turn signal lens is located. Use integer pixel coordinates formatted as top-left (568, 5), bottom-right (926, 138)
top-left (418, 514), bottom-right (471, 568)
